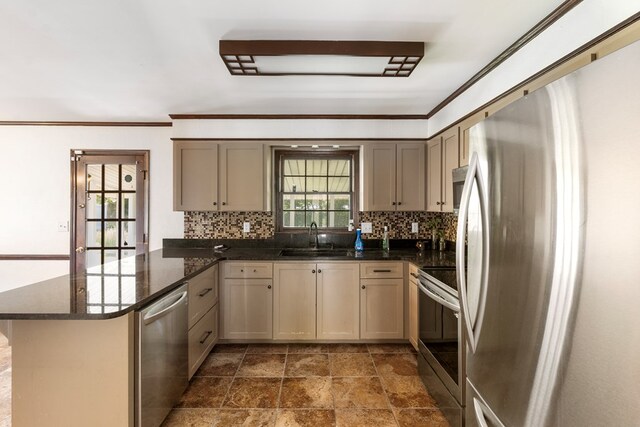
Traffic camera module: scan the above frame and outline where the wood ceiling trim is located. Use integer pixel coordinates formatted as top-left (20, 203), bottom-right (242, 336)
top-left (426, 0), bottom-right (583, 119)
top-left (0, 254), bottom-right (70, 261)
top-left (169, 114), bottom-right (428, 120)
top-left (219, 40), bottom-right (424, 57)
top-left (0, 121), bottom-right (172, 127)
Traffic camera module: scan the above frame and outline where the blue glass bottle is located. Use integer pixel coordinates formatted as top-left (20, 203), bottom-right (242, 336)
top-left (355, 228), bottom-right (364, 251)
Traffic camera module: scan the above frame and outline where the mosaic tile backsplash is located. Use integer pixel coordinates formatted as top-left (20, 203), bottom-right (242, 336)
top-left (184, 210), bottom-right (457, 242)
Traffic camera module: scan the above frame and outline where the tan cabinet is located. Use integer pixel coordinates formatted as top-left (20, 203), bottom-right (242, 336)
top-left (273, 263), bottom-right (317, 340)
top-left (460, 127), bottom-right (471, 167)
top-left (187, 264), bottom-right (219, 378)
top-left (408, 264), bottom-right (420, 351)
top-left (363, 142), bottom-right (425, 211)
top-left (359, 262), bottom-right (404, 339)
top-left (317, 263), bottom-right (360, 340)
top-left (273, 262), bottom-right (360, 341)
top-left (221, 262), bottom-right (273, 340)
top-left (173, 140), bottom-right (266, 211)
top-left (427, 127), bottom-right (460, 212)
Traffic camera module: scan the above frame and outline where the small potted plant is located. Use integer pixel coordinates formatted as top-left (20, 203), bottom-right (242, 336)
top-left (425, 216), bottom-right (443, 249)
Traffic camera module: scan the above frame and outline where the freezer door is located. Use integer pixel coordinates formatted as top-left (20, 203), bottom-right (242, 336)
top-left (466, 379), bottom-right (505, 427)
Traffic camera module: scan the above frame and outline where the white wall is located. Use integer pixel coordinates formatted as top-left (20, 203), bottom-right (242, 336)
top-left (428, 1), bottom-right (640, 135)
top-left (0, 125), bottom-right (183, 291)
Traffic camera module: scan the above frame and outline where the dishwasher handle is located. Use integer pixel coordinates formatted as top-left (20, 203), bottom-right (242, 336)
top-left (143, 290), bottom-right (188, 325)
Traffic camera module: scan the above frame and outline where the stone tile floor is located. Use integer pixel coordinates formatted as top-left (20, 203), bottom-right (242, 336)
top-left (0, 334), bottom-right (10, 427)
top-left (163, 343), bottom-right (450, 427)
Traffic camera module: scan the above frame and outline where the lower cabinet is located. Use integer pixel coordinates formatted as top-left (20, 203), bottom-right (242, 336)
top-left (222, 278), bottom-right (273, 339)
top-left (273, 262), bottom-right (360, 341)
top-left (360, 262), bottom-right (404, 339)
top-left (187, 264), bottom-right (219, 379)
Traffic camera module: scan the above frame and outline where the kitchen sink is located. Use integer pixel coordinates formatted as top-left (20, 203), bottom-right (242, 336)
top-left (278, 248), bottom-right (351, 258)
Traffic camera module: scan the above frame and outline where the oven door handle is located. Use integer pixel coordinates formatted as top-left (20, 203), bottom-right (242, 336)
top-left (419, 282), bottom-right (460, 312)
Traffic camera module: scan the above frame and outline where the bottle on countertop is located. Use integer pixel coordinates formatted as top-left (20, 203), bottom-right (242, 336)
top-left (355, 228), bottom-right (364, 251)
top-left (382, 226), bottom-right (390, 252)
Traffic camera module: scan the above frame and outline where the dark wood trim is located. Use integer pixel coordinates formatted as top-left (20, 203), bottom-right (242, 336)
top-left (0, 121), bottom-right (171, 127)
top-left (171, 138), bottom-right (427, 142)
top-left (428, 10), bottom-right (640, 138)
top-left (0, 254), bottom-right (70, 261)
top-left (426, 0), bottom-right (583, 119)
top-left (169, 114), bottom-right (428, 120)
top-left (220, 40), bottom-right (423, 57)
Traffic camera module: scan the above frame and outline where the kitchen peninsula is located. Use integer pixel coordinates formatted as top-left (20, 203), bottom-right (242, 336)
top-left (0, 242), bottom-right (455, 426)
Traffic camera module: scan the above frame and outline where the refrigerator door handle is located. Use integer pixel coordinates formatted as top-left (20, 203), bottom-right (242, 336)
top-left (456, 152), bottom-right (490, 354)
top-left (473, 398), bottom-right (490, 427)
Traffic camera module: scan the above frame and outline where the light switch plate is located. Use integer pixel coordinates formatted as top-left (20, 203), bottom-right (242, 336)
top-left (57, 221), bottom-right (69, 232)
top-left (412, 222), bottom-right (419, 233)
top-left (243, 222), bottom-right (251, 232)
top-left (361, 222), bottom-right (372, 233)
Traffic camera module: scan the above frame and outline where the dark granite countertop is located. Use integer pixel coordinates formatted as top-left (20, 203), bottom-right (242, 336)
top-left (0, 245), bottom-right (456, 320)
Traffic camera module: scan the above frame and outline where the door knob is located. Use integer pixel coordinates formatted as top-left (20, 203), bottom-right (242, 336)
top-left (75, 247), bottom-right (85, 253)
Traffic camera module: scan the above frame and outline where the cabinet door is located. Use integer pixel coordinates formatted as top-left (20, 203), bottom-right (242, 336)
top-left (426, 138), bottom-right (443, 212)
top-left (363, 143), bottom-right (396, 211)
top-left (219, 142), bottom-right (265, 211)
top-left (460, 127), bottom-right (471, 167)
top-left (317, 263), bottom-right (360, 340)
top-left (396, 143), bottom-right (426, 211)
top-left (360, 278), bottom-right (404, 339)
top-left (173, 141), bottom-right (218, 211)
top-left (441, 127), bottom-right (460, 213)
top-left (222, 278), bottom-right (273, 339)
top-left (409, 279), bottom-right (419, 351)
top-left (188, 264), bottom-right (218, 329)
top-left (188, 303), bottom-right (218, 378)
top-left (273, 263), bottom-right (316, 340)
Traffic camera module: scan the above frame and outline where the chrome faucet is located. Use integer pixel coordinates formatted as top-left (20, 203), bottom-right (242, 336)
top-left (309, 221), bottom-right (319, 249)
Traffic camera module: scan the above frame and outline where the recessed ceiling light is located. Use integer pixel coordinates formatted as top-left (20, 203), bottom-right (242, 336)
top-left (311, 145), bottom-right (319, 148)
top-left (219, 40), bottom-right (424, 77)
top-left (291, 145), bottom-right (299, 148)
top-left (332, 145), bottom-right (340, 148)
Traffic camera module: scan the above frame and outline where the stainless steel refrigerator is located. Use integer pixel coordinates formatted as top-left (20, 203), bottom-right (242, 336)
top-left (457, 39), bottom-right (640, 427)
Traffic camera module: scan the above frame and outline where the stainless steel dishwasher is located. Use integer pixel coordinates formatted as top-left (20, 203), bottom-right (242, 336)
top-left (135, 284), bottom-right (189, 427)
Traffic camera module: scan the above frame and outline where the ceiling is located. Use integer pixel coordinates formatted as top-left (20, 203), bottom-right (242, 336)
top-left (0, 0), bottom-right (565, 121)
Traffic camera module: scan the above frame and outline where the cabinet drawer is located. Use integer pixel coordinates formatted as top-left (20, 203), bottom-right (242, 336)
top-left (224, 262), bottom-right (273, 279)
top-left (188, 265), bottom-right (218, 329)
top-left (408, 263), bottom-right (420, 285)
top-left (188, 303), bottom-right (218, 378)
top-left (360, 262), bottom-right (404, 279)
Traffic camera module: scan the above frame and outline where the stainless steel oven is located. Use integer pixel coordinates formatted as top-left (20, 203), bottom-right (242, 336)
top-left (417, 268), bottom-right (465, 408)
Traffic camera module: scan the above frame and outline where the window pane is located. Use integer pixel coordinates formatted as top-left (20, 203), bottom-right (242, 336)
top-left (306, 159), bottom-right (327, 176)
top-left (103, 222), bottom-right (119, 247)
top-left (121, 277), bottom-right (136, 304)
top-left (328, 195), bottom-right (351, 211)
top-left (104, 276), bottom-right (119, 304)
top-left (306, 177), bottom-right (327, 192)
top-left (284, 159), bottom-right (305, 175)
top-left (283, 176), bottom-right (305, 193)
top-left (328, 160), bottom-right (350, 176)
top-left (104, 193), bottom-right (119, 219)
top-left (105, 165), bottom-right (119, 190)
top-left (86, 222), bottom-right (103, 247)
top-left (87, 194), bottom-right (103, 219)
top-left (282, 194), bottom-right (305, 210)
top-left (121, 250), bottom-right (136, 275)
top-left (103, 250), bottom-right (119, 273)
top-left (306, 211), bottom-right (328, 227)
top-left (306, 194), bottom-right (327, 210)
top-left (87, 165), bottom-right (102, 191)
top-left (283, 211), bottom-right (306, 228)
top-left (329, 211), bottom-right (350, 228)
top-left (121, 164), bottom-right (136, 191)
top-left (87, 276), bottom-right (102, 304)
top-left (122, 221), bottom-right (135, 247)
top-left (328, 177), bottom-right (350, 192)
top-left (122, 193), bottom-right (136, 219)
top-left (86, 249), bottom-right (102, 270)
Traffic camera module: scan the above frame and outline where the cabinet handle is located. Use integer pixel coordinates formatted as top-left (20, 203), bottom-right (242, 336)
top-left (318, 269), bottom-right (322, 273)
top-left (398, 202), bottom-right (402, 205)
top-left (312, 269), bottom-right (316, 273)
top-left (373, 269), bottom-right (392, 273)
top-left (361, 285), bottom-right (366, 289)
top-left (222, 202), bottom-right (226, 205)
top-left (240, 269), bottom-right (244, 272)
top-left (213, 202), bottom-right (217, 206)
top-left (253, 269), bottom-right (257, 272)
top-left (267, 285), bottom-right (272, 289)
top-left (410, 272), bottom-right (419, 278)
top-left (198, 288), bottom-right (213, 297)
top-left (199, 330), bottom-right (213, 344)
top-left (392, 202), bottom-right (396, 205)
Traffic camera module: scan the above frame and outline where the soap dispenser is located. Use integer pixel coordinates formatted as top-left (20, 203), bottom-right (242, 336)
top-left (355, 228), bottom-right (364, 251)
top-left (382, 226), bottom-right (390, 252)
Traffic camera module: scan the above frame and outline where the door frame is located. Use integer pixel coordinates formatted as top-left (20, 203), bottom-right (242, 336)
top-left (70, 149), bottom-right (150, 276)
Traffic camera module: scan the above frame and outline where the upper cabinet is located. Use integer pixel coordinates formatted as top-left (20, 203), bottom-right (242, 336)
top-left (427, 127), bottom-right (460, 212)
top-left (173, 141), bottom-right (266, 211)
top-left (363, 142), bottom-right (425, 211)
